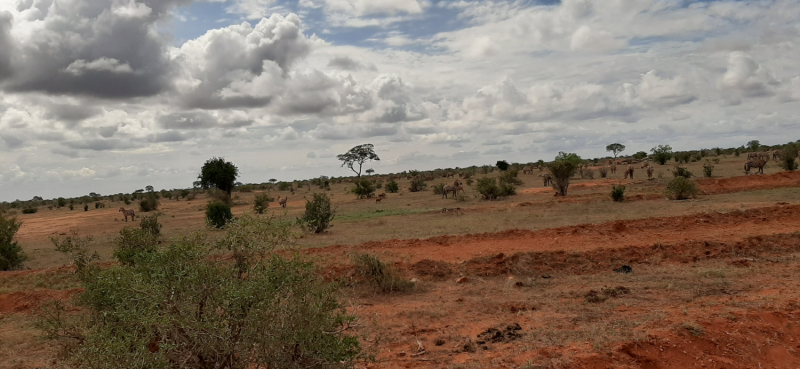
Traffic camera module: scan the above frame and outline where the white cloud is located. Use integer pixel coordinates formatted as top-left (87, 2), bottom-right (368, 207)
top-left (323, 0), bottom-right (424, 17)
top-left (718, 51), bottom-right (780, 104)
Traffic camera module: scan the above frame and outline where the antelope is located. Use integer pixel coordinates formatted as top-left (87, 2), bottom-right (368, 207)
top-left (624, 165), bottom-right (634, 179)
top-left (278, 196), bottom-right (288, 208)
top-left (119, 207), bottom-right (135, 222)
top-left (744, 159), bottom-right (766, 175)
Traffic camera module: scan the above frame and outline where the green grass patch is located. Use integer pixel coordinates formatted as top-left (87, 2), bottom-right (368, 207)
top-left (337, 208), bottom-right (437, 222)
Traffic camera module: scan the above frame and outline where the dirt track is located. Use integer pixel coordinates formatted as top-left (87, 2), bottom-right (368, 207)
top-left (308, 203), bottom-right (800, 265)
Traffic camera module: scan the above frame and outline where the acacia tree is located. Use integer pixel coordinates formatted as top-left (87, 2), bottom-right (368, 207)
top-left (651, 145), bottom-right (674, 165)
top-left (548, 152), bottom-right (582, 196)
top-left (746, 140), bottom-right (760, 152)
top-left (197, 157), bottom-right (239, 196)
top-left (366, 169), bottom-right (375, 176)
top-left (337, 144), bottom-right (380, 177)
top-left (606, 143), bottom-right (625, 158)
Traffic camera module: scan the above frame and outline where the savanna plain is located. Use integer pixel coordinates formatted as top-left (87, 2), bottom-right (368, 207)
top-left (3, 152), bottom-right (800, 369)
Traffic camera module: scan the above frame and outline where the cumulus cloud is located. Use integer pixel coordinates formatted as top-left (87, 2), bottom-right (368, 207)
top-left (569, 25), bottom-right (625, 52)
top-left (323, 0), bottom-right (423, 16)
top-left (0, 11), bottom-right (14, 81)
top-left (718, 51), bottom-right (780, 104)
top-left (327, 56), bottom-right (376, 71)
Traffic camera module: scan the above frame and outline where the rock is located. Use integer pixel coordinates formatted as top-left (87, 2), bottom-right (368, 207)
top-left (434, 338), bottom-right (446, 346)
top-left (456, 277), bottom-right (468, 284)
top-left (613, 265), bottom-right (633, 273)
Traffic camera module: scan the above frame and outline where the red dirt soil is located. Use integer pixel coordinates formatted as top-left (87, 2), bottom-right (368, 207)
top-left (0, 288), bottom-right (82, 314)
top-left (697, 170), bottom-right (800, 194)
top-left (308, 203), bottom-right (800, 265)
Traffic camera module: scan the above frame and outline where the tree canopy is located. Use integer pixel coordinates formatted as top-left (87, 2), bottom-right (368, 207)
top-left (197, 157), bottom-right (239, 195)
top-left (337, 144), bottom-right (380, 177)
top-left (651, 145), bottom-right (674, 165)
top-left (746, 140), bottom-right (761, 151)
top-left (549, 152), bottom-right (582, 196)
top-left (606, 143), bottom-right (626, 158)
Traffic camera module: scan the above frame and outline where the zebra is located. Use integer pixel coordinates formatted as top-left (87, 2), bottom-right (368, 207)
top-left (624, 165), bottom-right (634, 179)
top-left (278, 196), bottom-right (288, 208)
top-left (539, 173), bottom-right (552, 187)
top-left (119, 207), bottom-right (136, 222)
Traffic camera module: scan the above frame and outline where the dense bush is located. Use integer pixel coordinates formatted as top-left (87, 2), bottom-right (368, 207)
top-left (665, 177), bottom-right (699, 200)
top-left (352, 253), bottom-right (414, 293)
top-left (22, 208), bottom-right (37, 214)
top-left (299, 193), bottom-right (335, 234)
top-left (583, 168), bottom-right (595, 179)
top-left (779, 143), bottom-right (799, 171)
top-left (0, 215), bottom-right (26, 271)
top-left (598, 166), bottom-right (608, 178)
top-left (651, 145), bottom-right (673, 165)
top-left (51, 231), bottom-right (98, 275)
top-left (632, 151), bottom-right (648, 160)
top-left (673, 152), bottom-right (691, 164)
top-left (206, 201), bottom-right (233, 228)
top-left (253, 193), bottom-right (273, 214)
top-left (113, 227), bottom-right (157, 266)
top-left (408, 177), bottom-right (426, 192)
top-left (672, 166), bottom-right (693, 179)
top-left (549, 152), bottom-right (582, 196)
top-left (432, 183), bottom-right (446, 195)
top-left (476, 177), bottom-right (516, 200)
top-left (139, 212), bottom-right (162, 237)
top-left (611, 185), bottom-right (626, 202)
top-left (40, 217), bottom-right (360, 369)
top-left (351, 179), bottom-right (376, 199)
top-left (277, 182), bottom-right (293, 191)
top-left (385, 180), bottom-right (400, 193)
top-left (496, 160), bottom-right (510, 171)
top-left (498, 170), bottom-right (524, 185)
top-left (57, 198), bottom-right (67, 208)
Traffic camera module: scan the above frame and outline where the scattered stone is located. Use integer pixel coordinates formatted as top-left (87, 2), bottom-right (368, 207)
top-left (541, 275), bottom-right (552, 279)
top-left (613, 265), bottom-right (633, 273)
top-left (585, 290), bottom-right (608, 303)
top-left (456, 277), bottom-right (468, 284)
top-left (602, 286), bottom-right (631, 297)
top-left (397, 352), bottom-right (406, 357)
top-left (434, 338), bottom-right (446, 346)
top-left (476, 323), bottom-right (523, 344)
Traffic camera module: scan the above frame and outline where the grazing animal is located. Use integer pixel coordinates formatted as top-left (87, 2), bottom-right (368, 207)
top-left (610, 164), bottom-right (617, 174)
top-left (646, 166), bottom-right (655, 179)
top-left (522, 166), bottom-right (533, 175)
top-left (119, 207), bottom-right (135, 222)
top-left (378, 193), bottom-right (386, 199)
top-left (745, 159), bottom-right (766, 175)
top-left (624, 165), bottom-right (634, 179)
top-left (538, 165), bottom-right (543, 172)
top-left (278, 196), bottom-right (288, 208)
top-left (376, 197), bottom-right (382, 203)
top-left (540, 173), bottom-right (553, 187)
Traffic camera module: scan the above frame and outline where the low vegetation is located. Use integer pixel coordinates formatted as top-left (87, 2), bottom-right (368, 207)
top-left (665, 177), bottom-right (699, 200)
top-left (253, 193), bottom-right (273, 214)
top-left (549, 152), bottom-right (581, 196)
top-left (476, 177), bottom-right (516, 200)
top-left (611, 184), bottom-right (626, 202)
top-left (352, 252), bottom-right (414, 293)
top-left (673, 166), bottom-right (693, 179)
top-left (299, 193), bottom-right (335, 233)
top-left (385, 180), bottom-right (399, 193)
top-left (0, 214), bottom-right (25, 271)
top-left (206, 201), bottom-right (233, 228)
top-left (351, 179), bottom-right (376, 199)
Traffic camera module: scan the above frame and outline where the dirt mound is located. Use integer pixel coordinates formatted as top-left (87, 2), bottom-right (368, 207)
top-left (697, 170), bottom-right (800, 194)
top-left (476, 323), bottom-right (523, 344)
top-left (0, 288), bottom-right (82, 314)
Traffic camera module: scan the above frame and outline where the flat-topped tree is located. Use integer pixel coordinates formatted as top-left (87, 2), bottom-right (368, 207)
top-left (337, 144), bottom-right (380, 178)
top-left (606, 143), bottom-right (625, 158)
top-left (198, 157), bottom-right (239, 196)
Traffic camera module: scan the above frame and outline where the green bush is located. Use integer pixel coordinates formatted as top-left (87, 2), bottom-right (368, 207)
top-left (51, 230), bottom-right (98, 275)
top-left (651, 145), bottom-right (673, 165)
top-left (632, 151), bottom-right (648, 160)
top-left (299, 193), bottom-right (335, 234)
top-left (113, 227), bottom-right (157, 266)
top-left (703, 163), bottom-right (714, 178)
top-left (665, 177), bottom-right (699, 200)
top-left (22, 208), bottom-right (37, 214)
top-left (57, 198), bottom-right (67, 208)
top-left (408, 177), bottom-right (426, 192)
top-left (674, 152), bottom-right (691, 164)
top-left (496, 160), bottom-right (510, 171)
top-left (138, 195), bottom-right (159, 212)
top-left (277, 182), bottom-right (293, 191)
top-left (84, 204), bottom-right (88, 212)
top-left (69, 204), bottom-right (74, 211)
top-left (499, 170), bottom-right (524, 185)
top-left (385, 180), bottom-right (400, 193)
top-left (139, 212), bottom-right (162, 237)
top-left (779, 143), bottom-right (799, 171)
top-left (351, 179), bottom-right (376, 199)
top-left (611, 185), bottom-right (626, 202)
top-left (476, 177), bottom-right (515, 200)
top-left (432, 183), bottom-right (446, 195)
top-left (672, 166), bottom-right (693, 179)
top-left (180, 189), bottom-right (190, 199)
top-left (253, 193), bottom-right (273, 214)
top-left (352, 253), bottom-right (414, 293)
top-left (206, 201), bottom-right (233, 228)
top-left (40, 218), bottom-right (360, 369)
top-left (0, 215), bottom-right (26, 271)
top-left (549, 152), bottom-right (581, 196)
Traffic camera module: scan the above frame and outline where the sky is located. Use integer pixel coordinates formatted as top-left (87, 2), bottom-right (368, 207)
top-left (0, 0), bottom-right (799, 201)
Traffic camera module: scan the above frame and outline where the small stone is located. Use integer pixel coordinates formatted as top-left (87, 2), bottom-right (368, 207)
top-left (456, 277), bottom-right (468, 284)
top-left (434, 338), bottom-right (446, 346)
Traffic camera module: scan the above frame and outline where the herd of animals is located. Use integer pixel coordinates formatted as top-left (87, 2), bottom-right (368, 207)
top-left (112, 150), bottom-right (796, 218)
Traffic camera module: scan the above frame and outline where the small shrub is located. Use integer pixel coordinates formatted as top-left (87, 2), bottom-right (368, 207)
top-left (672, 166), bottom-right (693, 179)
top-left (408, 177), bottom-right (426, 192)
top-left (186, 193), bottom-right (197, 201)
top-left (138, 196), bottom-right (159, 212)
top-left (611, 185), bottom-right (626, 202)
top-left (674, 152), bottom-right (691, 164)
top-left (702, 163), bottom-right (714, 178)
top-left (57, 198), bottom-right (67, 208)
top-left (206, 201), bottom-right (233, 228)
top-left (549, 152), bottom-right (581, 196)
top-left (22, 208), bottom-right (37, 214)
top-left (432, 183), bottom-right (446, 195)
top-left (139, 212), bottom-right (162, 237)
top-left (84, 204), bottom-right (88, 212)
top-left (51, 230), bottom-right (98, 275)
top-left (779, 143), bottom-right (799, 171)
top-left (352, 253), bottom-right (414, 293)
top-left (351, 179), bottom-right (376, 199)
top-left (476, 177), bottom-right (514, 199)
top-left (498, 170), bottom-right (524, 185)
top-left (253, 193), bottom-right (273, 214)
top-left (665, 177), bottom-right (699, 200)
top-left (598, 166), bottom-right (608, 178)
top-left (583, 168), bottom-right (595, 179)
top-left (385, 180), bottom-right (400, 193)
top-left (681, 321), bottom-right (705, 336)
top-left (180, 189), bottom-right (190, 198)
top-left (68, 204), bottom-right (74, 211)
top-left (113, 227), bottom-right (157, 266)
top-left (277, 182), bottom-right (293, 191)
top-left (299, 193), bottom-right (335, 234)
top-left (0, 214), bottom-right (26, 271)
